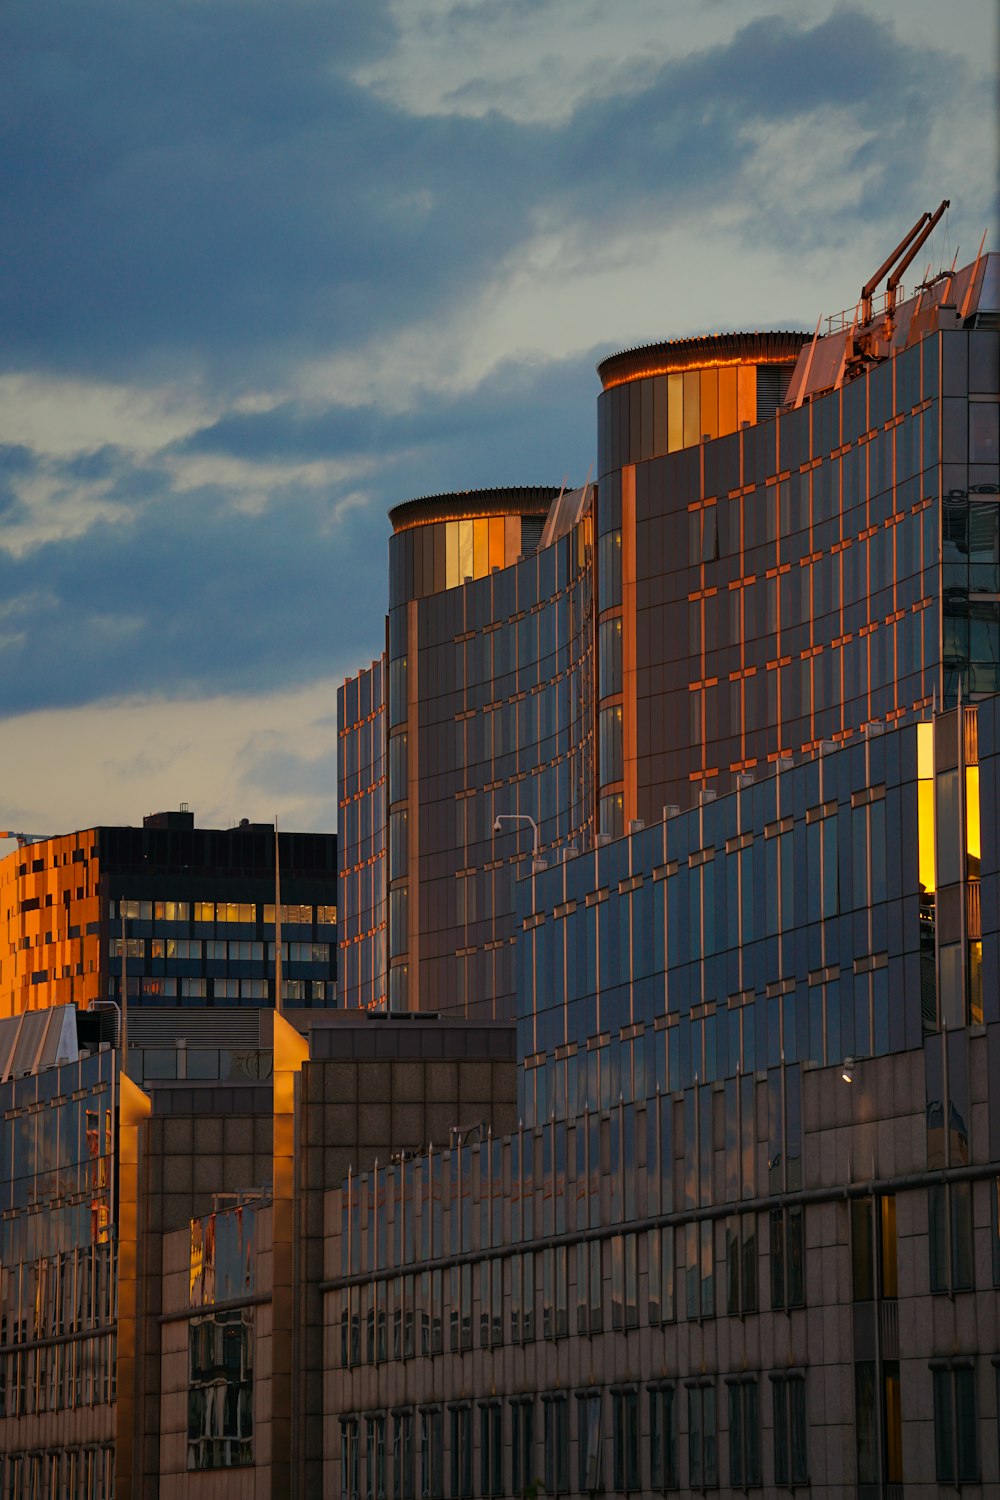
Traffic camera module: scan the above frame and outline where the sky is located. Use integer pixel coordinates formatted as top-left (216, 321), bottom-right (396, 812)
top-left (1, 0), bottom-right (997, 844)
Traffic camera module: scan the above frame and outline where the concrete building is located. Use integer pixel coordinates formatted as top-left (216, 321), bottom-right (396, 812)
top-left (0, 1004), bottom-right (517, 1500)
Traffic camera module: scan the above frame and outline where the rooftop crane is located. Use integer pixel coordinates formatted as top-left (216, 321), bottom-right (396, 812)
top-left (844, 199), bottom-right (951, 378)
top-left (0, 831), bottom-right (51, 848)
top-left (860, 197), bottom-right (950, 326)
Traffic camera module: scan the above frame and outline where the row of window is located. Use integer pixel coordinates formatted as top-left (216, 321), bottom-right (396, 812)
top-left (0, 1332), bottom-right (116, 1417)
top-left (111, 977), bottom-right (336, 1003)
top-left (340, 1081), bottom-right (784, 1275)
top-left (0, 1449), bottom-right (114, 1500)
top-left (109, 938), bottom-right (331, 961)
top-left (337, 1210), bottom-right (804, 1368)
top-left (0, 1243), bottom-right (115, 1345)
top-left (337, 1175), bottom-right (1000, 1374)
top-left (341, 1358), bottom-right (998, 1496)
top-left (112, 899), bottom-right (334, 924)
top-left (339, 1375), bottom-right (807, 1499)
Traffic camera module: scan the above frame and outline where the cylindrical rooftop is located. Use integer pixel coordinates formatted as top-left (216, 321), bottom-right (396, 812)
top-left (597, 331), bottom-right (810, 391)
top-left (389, 486), bottom-right (560, 533)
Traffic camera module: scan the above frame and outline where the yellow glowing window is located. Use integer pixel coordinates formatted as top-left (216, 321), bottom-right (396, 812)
top-left (719, 367), bottom-right (738, 436)
top-left (966, 765), bottom-right (980, 877)
top-left (917, 723), bottom-right (935, 896)
top-left (917, 721), bottom-right (934, 780)
top-left (683, 370), bottom-right (701, 448)
top-left (667, 373), bottom-right (683, 453)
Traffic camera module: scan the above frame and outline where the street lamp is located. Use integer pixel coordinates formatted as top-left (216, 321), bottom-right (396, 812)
top-left (493, 814), bottom-right (545, 871)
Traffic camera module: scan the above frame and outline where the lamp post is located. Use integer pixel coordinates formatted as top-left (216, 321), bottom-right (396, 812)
top-left (493, 814), bottom-right (545, 872)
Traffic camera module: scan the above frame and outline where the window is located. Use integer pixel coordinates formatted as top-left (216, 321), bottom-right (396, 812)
top-left (855, 1360), bottom-right (902, 1487)
top-left (543, 1394), bottom-right (569, 1496)
top-left (188, 1310), bottom-right (254, 1470)
top-left (155, 900), bottom-right (189, 921)
top-left (681, 1221), bottom-right (715, 1320)
top-left (448, 1406), bottom-right (472, 1499)
top-left (614, 1236), bottom-right (638, 1332)
top-left (341, 1417), bottom-right (360, 1500)
top-left (392, 1410), bottom-right (414, 1500)
top-left (725, 1214), bottom-right (757, 1315)
top-left (366, 1414), bottom-right (386, 1500)
top-left (577, 1241), bottom-right (603, 1334)
top-left (577, 1390), bottom-right (603, 1494)
top-left (478, 1403), bottom-right (502, 1498)
top-left (480, 1260), bottom-right (503, 1348)
top-left (647, 1225), bottom-right (675, 1324)
top-left (418, 1408), bottom-right (443, 1500)
top-left (448, 1266), bottom-right (472, 1352)
top-left (769, 1207), bottom-right (804, 1310)
top-left (851, 1195), bottom-right (897, 1301)
top-left (611, 1388), bottom-right (639, 1493)
top-left (929, 1182), bottom-right (974, 1292)
top-left (931, 1363), bottom-right (979, 1484)
top-left (509, 1253), bottom-right (535, 1344)
top-left (510, 1397), bottom-right (535, 1497)
top-left (726, 1377), bottom-right (760, 1488)
top-left (542, 1245), bottom-right (569, 1338)
top-left (686, 1380), bottom-right (717, 1491)
top-left (648, 1384), bottom-right (678, 1491)
top-left (771, 1374), bottom-right (808, 1488)
top-left (431, 1270), bottom-right (443, 1354)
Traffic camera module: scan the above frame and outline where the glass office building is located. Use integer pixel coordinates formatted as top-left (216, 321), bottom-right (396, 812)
top-left (0, 1008), bottom-right (117, 1498)
top-left (326, 701), bottom-right (1000, 1497)
top-left (338, 658), bottom-right (389, 1011)
top-left (596, 259), bottom-right (999, 834)
top-left (342, 256), bottom-right (998, 1013)
top-left (383, 487), bottom-right (595, 1018)
top-left (327, 249), bottom-right (1000, 1493)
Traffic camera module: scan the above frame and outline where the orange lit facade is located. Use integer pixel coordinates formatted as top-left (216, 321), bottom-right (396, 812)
top-left (0, 814), bottom-right (338, 1039)
top-left (338, 257), bottom-right (1000, 1015)
top-left (0, 829), bottom-right (104, 1019)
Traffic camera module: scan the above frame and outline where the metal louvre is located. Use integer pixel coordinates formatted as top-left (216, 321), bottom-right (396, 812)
top-left (127, 1008), bottom-right (262, 1049)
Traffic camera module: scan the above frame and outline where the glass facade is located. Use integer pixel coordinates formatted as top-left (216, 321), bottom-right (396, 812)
top-left (327, 704), bottom-right (1000, 1494)
top-left (338, 658), bottom-right (388, 1010)
top-left (188, 1203), bottom-right (257, 1470)
top-left (598, 316), bottom-right (999, 825)
top-left (327, 259), bottom-right (999, 1494)
top-left (0, 1044), bottom-right (117, 1491)
top-left (385, 488), bottom-right (595, 1017)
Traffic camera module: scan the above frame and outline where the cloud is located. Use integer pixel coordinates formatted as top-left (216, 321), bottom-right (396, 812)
top-left (0, 0), bottom-right (995, 834)
top-left (4, 3), bottom-right (992, 398)
top-left (357, 0), bottom-right (997, 125)
top-left (0, 677), bottom-right (346, 842)
top-left (0, 347), bottom-right (599, 721)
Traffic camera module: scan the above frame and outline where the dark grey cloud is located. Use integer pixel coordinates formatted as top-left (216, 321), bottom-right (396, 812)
top-left (0, 1), bottom-right (992, 745)
top-left (0, 349), bottom-right (597, 713)
top-left (2, 6), bottom-right (980, 387)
